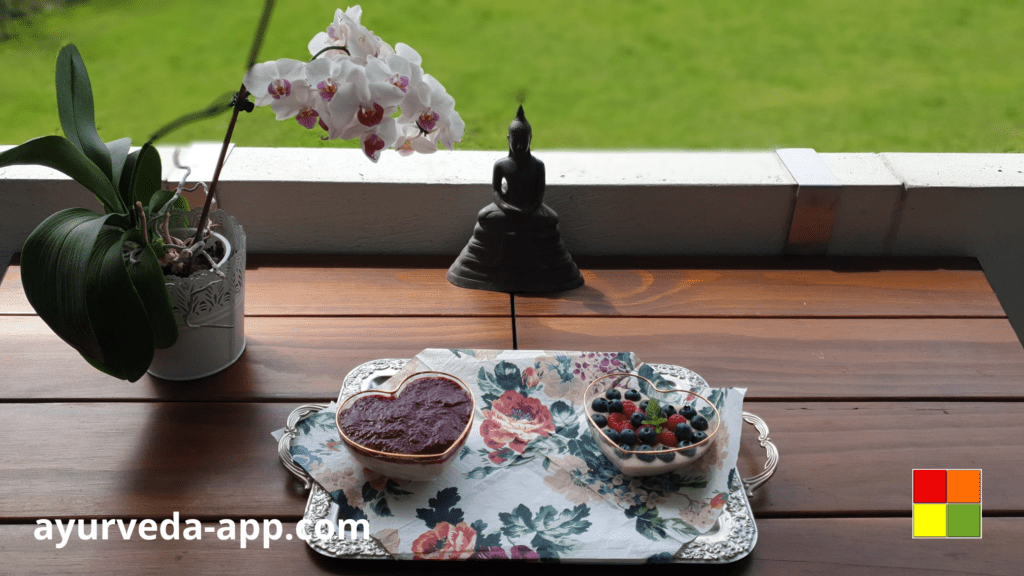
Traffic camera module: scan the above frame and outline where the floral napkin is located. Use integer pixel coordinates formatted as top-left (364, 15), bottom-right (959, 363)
top-left (273, 349), bottom-right (746, 562)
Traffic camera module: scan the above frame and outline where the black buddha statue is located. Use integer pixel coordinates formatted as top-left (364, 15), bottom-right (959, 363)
top-left (447, 106), bottom-right (583, 293)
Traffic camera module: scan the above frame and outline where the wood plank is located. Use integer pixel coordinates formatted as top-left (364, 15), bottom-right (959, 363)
top-left (744, 517), bottom-right (1023, 576)
top-left (517, 317), bottom-right (1024, 399)
top-left (1, 402), bottom-right (1021, 519)
top-left (514, 259), bottom-right (1003, 317)
top-left (0, 316), bottom-right (512, 401)
top-left (0, 254), bottom-right (510, 316)
top-left (740, 403), bottom-right (1024, 517)
top-left (2, 518), bottom-right (1020, 574)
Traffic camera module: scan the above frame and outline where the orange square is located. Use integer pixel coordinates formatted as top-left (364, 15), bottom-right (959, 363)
top-left (947, 470), bottom-right (981, 503)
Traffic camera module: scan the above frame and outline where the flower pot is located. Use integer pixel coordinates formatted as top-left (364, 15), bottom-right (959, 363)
top-left (147, 209), bottom-right (246, 380)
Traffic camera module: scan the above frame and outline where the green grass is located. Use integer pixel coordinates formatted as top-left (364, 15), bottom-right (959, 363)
top-left (2, 0), bottom-right (1024, 152)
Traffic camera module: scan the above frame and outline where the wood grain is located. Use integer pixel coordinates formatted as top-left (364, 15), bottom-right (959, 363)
top-left (2, 518), bottom-right (1020, 575)
top-left (3, 255), bottom-right (1002, 318)
top-left (740, 402), bottom-right (1024, 516)
top-left (0, 316), bottom-right (512, 400)
top-left (514, 263), bottom-right (1002, 318)
top-left (516, 317), bottom-right (1024, 399)
top-left (0, 255), bottom-right (510, 316)
top-left (2, 402), bottom-right (1021, 519)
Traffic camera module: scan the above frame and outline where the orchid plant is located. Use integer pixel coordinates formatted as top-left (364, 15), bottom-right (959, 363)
top-left (0, 45), bottom-right (183, 382)
top-left (0, 4), bottom-right (461, 383)
top-left (242, 5), bottom-right (464, 162)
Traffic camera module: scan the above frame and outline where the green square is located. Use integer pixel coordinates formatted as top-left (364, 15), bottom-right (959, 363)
top-left (947, 504), bottom-right (981, 537)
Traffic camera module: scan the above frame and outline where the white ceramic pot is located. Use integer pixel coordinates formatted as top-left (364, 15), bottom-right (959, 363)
top-left (147, 209), bottom-right (246, 380)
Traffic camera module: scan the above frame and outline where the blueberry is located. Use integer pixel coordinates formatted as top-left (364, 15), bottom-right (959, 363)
top-left (637, 426), bottom-right (657, 445)
top-left (604, 389), bottom-right (621, 400)
top-left (625, 389), bottom-right (642, 401)
top-left (690, 415), bottom-right (709, 431)
top-left (656, 447), bottom-right (676, 462)
top-left (603, 428), bottom-right (620, 444)
top-left (691, 430), bottom-right (708, 443)
top-left (639, 400), bottom-right (649, 412)
top-left (636, 445), bottom-right (656, 462)
top-left (680, 441), bottom-right (697, 457)
top-left (617, 443), bottom-right (633, 458)
top-left (592, 413), bottom-right (607, 428)
top-left (663, 405), bottom-right (676, 418)
top-left (630, 412), bottom-right (645, 428)
top-left (608, 399), bottom-right (624, 413)
top-left (618, 429), bottom-right (637, 446)
top-left (674, 423), bottom-right (693, 442)
top-left (591, 398), bottom-right (609, 413)
top-left (680, 404), bottom-right (697, 419)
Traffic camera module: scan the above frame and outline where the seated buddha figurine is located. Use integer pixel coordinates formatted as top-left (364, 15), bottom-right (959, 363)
top-left (447, 106), bottom-right (584, 293)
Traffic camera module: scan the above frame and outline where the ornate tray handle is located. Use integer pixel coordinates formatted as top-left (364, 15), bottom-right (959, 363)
top-left (278, 403), bottom-right (327, 489)
top-left (741, 412), bottom-right (778, 497)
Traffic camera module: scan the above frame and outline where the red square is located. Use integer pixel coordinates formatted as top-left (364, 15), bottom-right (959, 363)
top-left (914, 469), bottom-right (947, 503)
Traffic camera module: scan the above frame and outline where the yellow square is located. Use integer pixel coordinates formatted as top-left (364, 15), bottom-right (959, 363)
top-left (914, 504), bottom-right (947, 537)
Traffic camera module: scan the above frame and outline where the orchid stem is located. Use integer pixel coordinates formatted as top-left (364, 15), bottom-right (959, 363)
top-left (182, 85), bottom-right (243, 276)
top-left (181, 0), bottom-right (276, 276)
top-left (309, 45), bottom-right (350, 61)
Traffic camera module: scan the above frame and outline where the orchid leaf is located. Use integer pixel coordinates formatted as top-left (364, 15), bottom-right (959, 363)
top-left (122, 229), bottom-right (178, 349)
top-left (126, 143), bottom-right (163, 211)
top-left (0, 136), bottom-right (124, 214)
top-left (119, 148), bottom-right (140, 203)
top-left (55, 44), bottom-right (112, 182)
top-left (148, 189), bottom-right (176, 218)
top-left (20, 209), bottom-right (120, 361)
top-left (105, 137), bottom-right (131, 193)
top-left (83, 227), bottom-right (156, 381)
top-left (21, 209), bottom-right (161, 381)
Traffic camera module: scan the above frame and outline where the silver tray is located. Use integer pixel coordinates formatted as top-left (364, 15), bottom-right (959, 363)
top-left (278, 359), bottom-right (779, 563)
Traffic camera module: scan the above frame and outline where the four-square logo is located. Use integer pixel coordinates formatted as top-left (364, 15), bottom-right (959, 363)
top-left (913, 469), bottom-right (981, 538)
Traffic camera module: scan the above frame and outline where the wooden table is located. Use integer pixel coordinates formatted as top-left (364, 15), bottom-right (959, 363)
top-left (2, 255), bottom-right (1022, 574)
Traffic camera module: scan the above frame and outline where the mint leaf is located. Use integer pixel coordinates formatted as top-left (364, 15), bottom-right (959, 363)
top-left (643, 398), bottom-right (668, 433)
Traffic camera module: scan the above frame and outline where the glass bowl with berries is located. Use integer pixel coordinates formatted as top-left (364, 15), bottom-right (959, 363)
top-left (584, 372), bottom-right (721, 477)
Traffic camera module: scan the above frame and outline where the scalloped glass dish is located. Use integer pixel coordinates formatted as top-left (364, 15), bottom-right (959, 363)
top-left (584, 372), bottom-right (721, 477)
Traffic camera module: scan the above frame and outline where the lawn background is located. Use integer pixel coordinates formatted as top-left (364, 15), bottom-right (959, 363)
top-left (1, 0), bottom-right (1023, 152)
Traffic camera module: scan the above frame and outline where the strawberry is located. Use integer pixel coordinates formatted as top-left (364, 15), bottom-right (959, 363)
top-left (620, 401), bottom-right (639, 416)
top-left (656, 429), bottom-right (679, 448)
top-left (607, 412), bottom-right (633, 432)
top-left (667, 414), bottom-right (687, 428)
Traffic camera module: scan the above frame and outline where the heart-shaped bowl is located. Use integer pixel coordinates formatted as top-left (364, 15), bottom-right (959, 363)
top-left (585, 372), bottom-right (721, 477)
top-left (335, 370), bottom-right (476, 481)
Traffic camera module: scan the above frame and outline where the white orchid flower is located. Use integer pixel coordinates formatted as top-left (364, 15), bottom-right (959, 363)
top-left (383, 44), bottom-right (424, 94)
top-left (394, 123), bottom-right (437, 156)
top-left (327, 57), bottom-right (404, 141)
top-left (242, 59), bottom-right (316, 122)
top-left (360, 120), bottom-right (398, 163)
top-left (304, 56), bottom-right (349, 130)
top-left (321, 10), bottom-right (385, 64)
top-left (435, 106), bottom-right (466, 151)
top-left (307, 6), bottom-right (363, 60)
top-left (248, 6), bottom-right (462, 162)
top-left (395, 43), bottom-right (422, 66)
top-left (291, 90), bottom-right (321, 130)
top-left (399, 73), bottom-right (464, 150)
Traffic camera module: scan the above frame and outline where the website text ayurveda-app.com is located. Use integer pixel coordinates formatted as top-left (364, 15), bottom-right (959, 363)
top-left (34, 513), bottom-right (370, 549)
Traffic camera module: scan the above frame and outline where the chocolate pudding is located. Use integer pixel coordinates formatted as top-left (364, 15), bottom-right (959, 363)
top-left (339, 376), bottom-right (473, 455)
